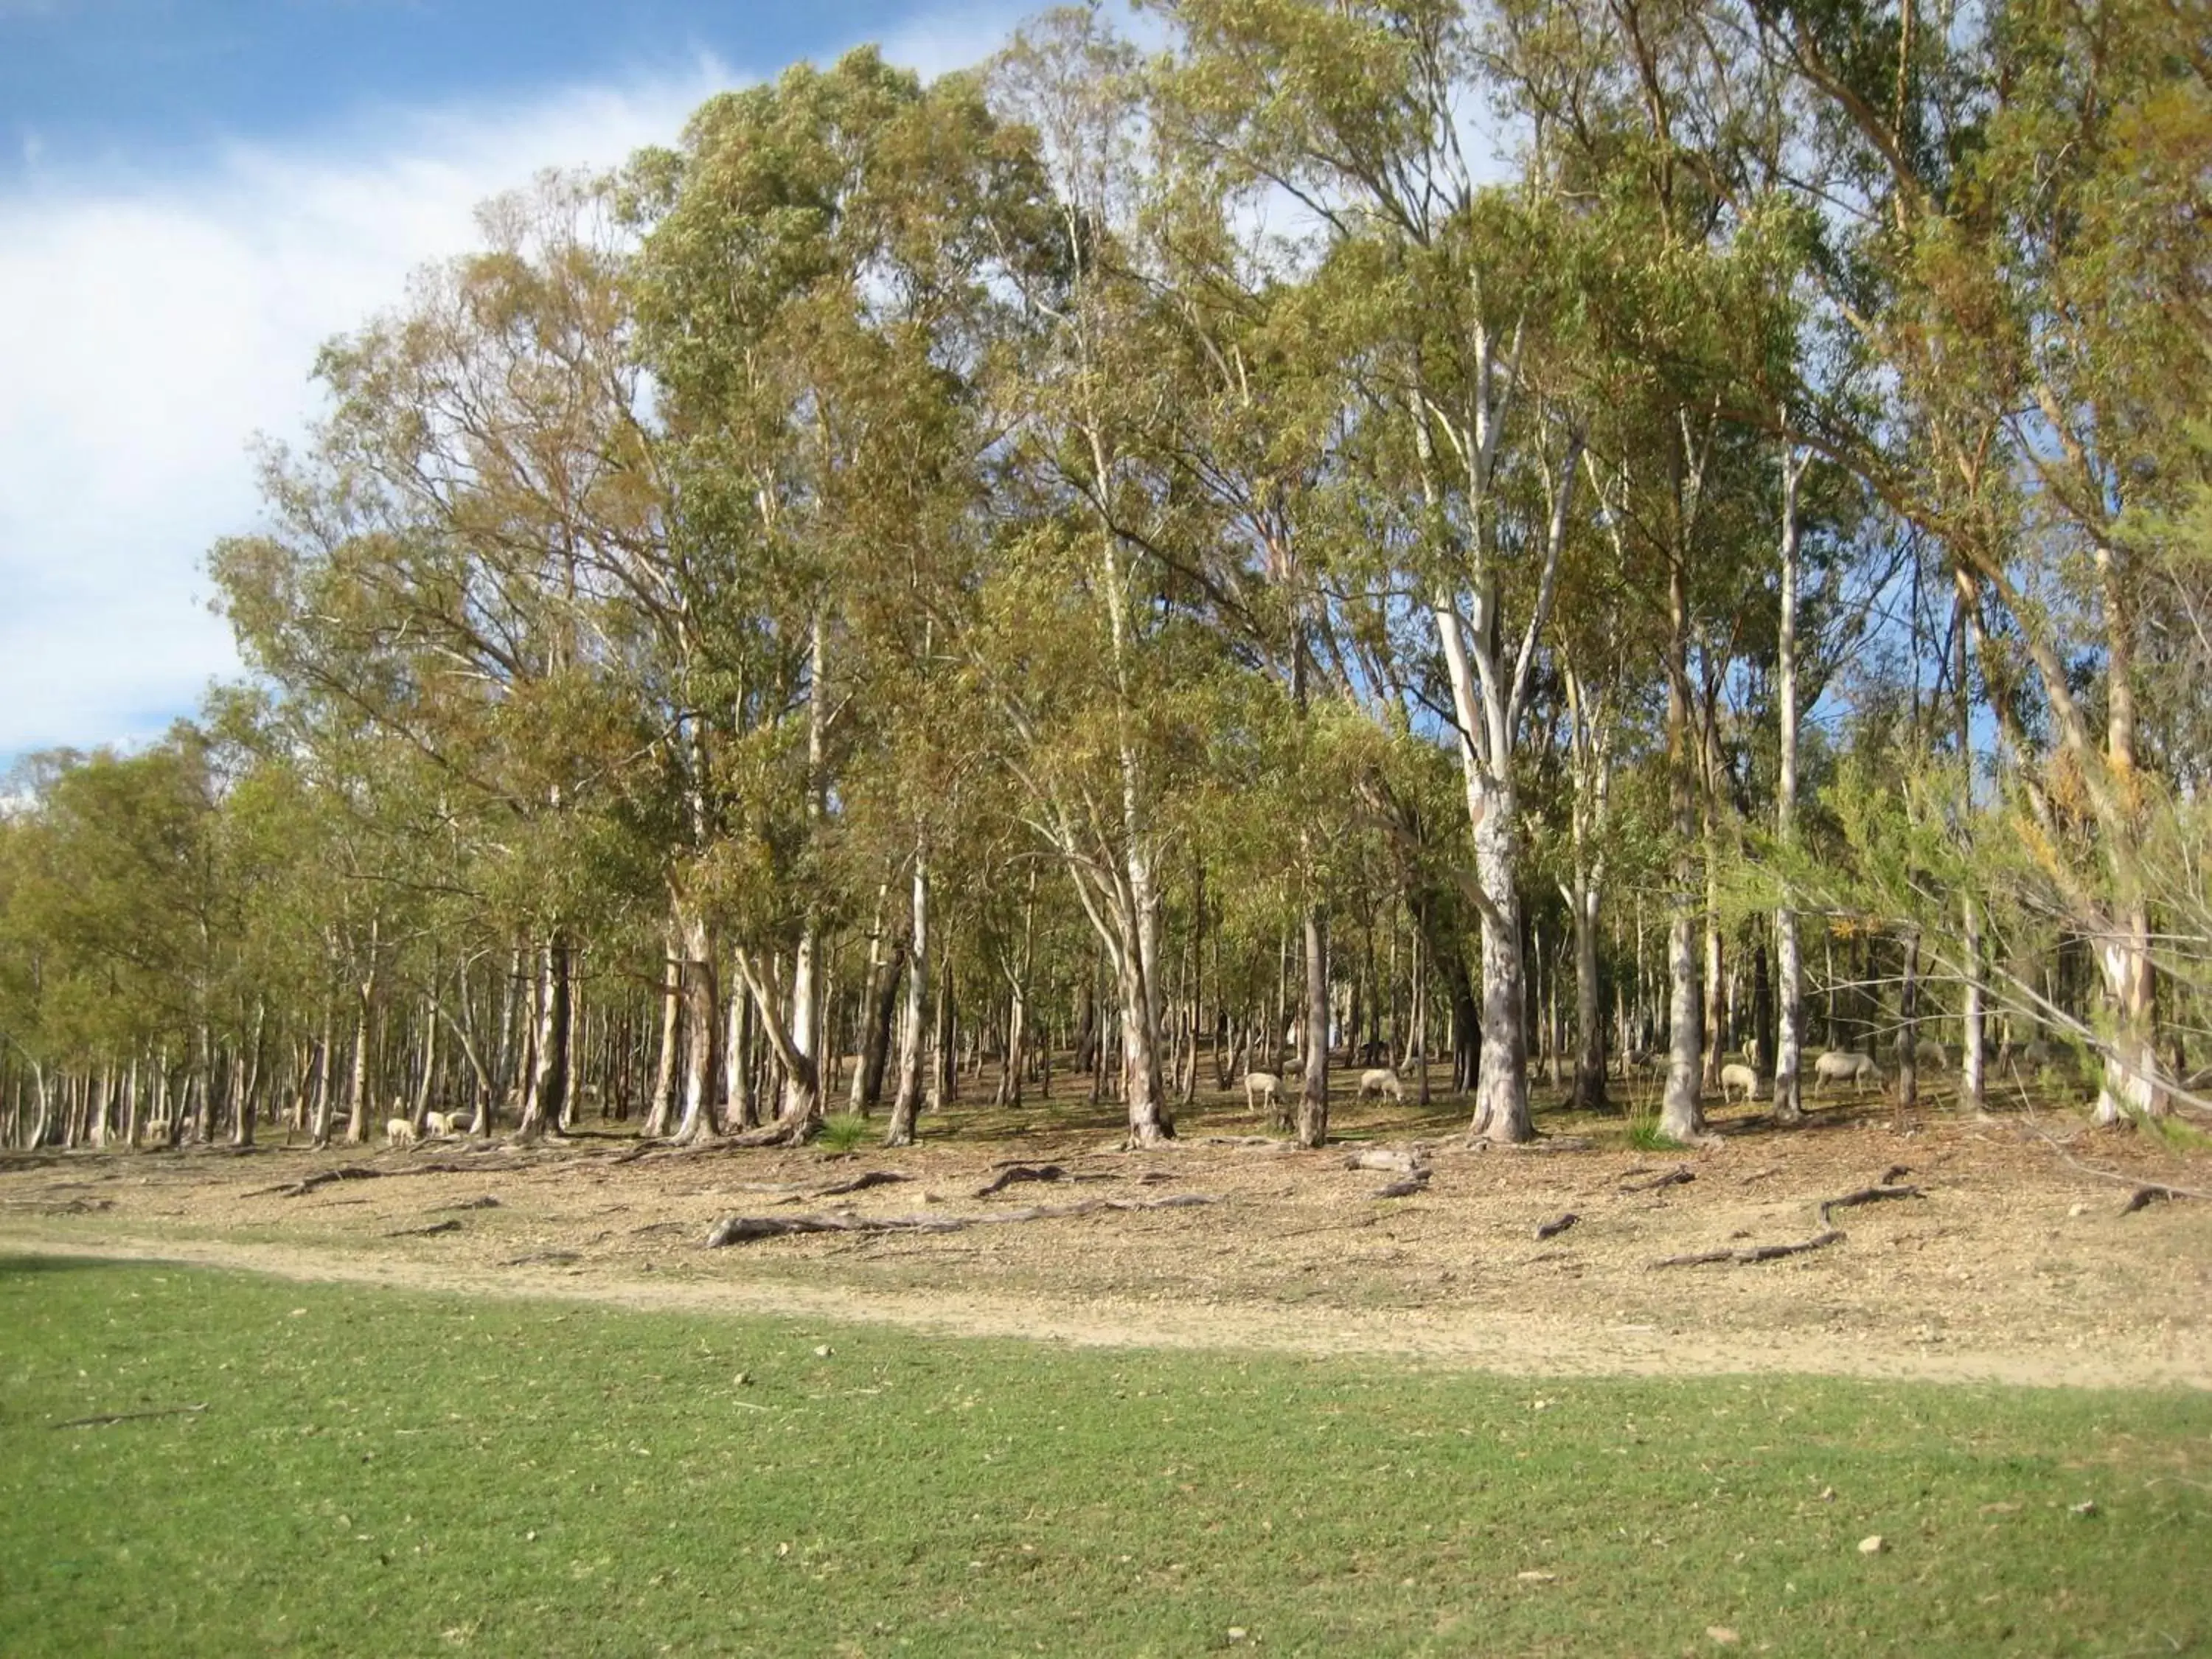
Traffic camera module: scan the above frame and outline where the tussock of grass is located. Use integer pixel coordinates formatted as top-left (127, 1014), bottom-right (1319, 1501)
top-left (1627, 1107), bottom-right (1686, 1152)
top-left (815, 1113), bottom-right (872, 1153)
top-left (1, 1257), bottom-right (2207, 1656)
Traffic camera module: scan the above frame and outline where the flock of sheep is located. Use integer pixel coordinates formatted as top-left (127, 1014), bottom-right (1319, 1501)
top-left (1239, 1036), bottom-right (2078, 1119)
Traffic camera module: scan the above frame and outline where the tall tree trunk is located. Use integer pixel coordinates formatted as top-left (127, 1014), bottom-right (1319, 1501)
top-left (518, 934), bottom-right (570, 1141)
top-left (1468, 789), bottom-right (1533, 1142)
top-left (645, 939), bottom-right (680, 1138)
top-left (1661, 560), bottom-right (1705, 1144)
top-left (1953, 566), bottom-right (1985, 1112)
top-left (670, 911), bottom-right (720, 1146)
top-left (886, 855), bottom-right (931, 1147)
top-left (1298, 907), bottom-right (1329, 1147)
top-left (1896, 928), bottom-right (1921, 1118)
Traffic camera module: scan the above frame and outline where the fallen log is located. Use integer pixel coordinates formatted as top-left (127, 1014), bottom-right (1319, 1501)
top-left (1374, 1172), bottom-right (1431, 1200)
top-left (1343, 1147), bottom-right (1426, 1175)
top-left (1651, 1230), bottom-right (1844, 1269)
top-left (703, 1193), bottom-right (1221, 1249)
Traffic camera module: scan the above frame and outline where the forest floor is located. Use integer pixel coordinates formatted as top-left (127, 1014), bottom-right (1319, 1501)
top-left (3, 1078), bottom-right (2208, 1390)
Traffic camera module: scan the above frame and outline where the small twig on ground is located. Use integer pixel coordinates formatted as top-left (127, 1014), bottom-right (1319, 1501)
top-left (383, 1218), bottom-right (463, 1238)
top-left (502, 1250), bottom-right (581, 1267)
top-left (433, 1195), bottom-right (501, 1212)
top-left (52, 1402), bottom-right (207, 1430)
top-left (1620, 1167), bottom-right (1694, 1194)
top-left (1534, 1211), bottom-right (1579, 1240)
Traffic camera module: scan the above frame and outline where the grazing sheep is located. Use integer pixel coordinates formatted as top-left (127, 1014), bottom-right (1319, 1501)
top-left (1812, 1050), bottom-right (1882, 1094)
top-left (1357, 1068), bottom-right (1405, 1103)
top-left (1718, 1061), bottom-right (1759, 1103)
top-left (1243, 1071), bottom-right (1282, 1116)
top-left (423, 1110), bottom-right (454, 1137)
top-left (385, 1117), bottom-right (417, 1149)
top-left (1910, 1037), bottom-right (1947, 1071)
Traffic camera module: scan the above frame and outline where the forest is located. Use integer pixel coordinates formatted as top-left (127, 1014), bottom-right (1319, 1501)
top-left (3, 0), bottom-right (2208, 1161)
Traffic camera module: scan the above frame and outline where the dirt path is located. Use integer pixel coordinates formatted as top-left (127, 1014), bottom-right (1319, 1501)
top-left (4, 1096), bottom-right (2207, 1390)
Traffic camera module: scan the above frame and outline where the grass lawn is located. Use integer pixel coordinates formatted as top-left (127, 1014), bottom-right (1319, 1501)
top-left (1, 1256), bottom-right (2207, 1656)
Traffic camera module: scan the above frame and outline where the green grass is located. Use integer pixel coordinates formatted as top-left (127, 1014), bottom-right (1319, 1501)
top-left (1626, 1107), bottom-right (1687, 1152)
top-left (815, 1113), bottom-right (873, 1153)
top-left (2, 1259), bottom-right (2208, 1657)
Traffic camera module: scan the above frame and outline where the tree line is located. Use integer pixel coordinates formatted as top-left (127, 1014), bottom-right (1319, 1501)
top-left (4, 0), bottom-right (2208, 1156)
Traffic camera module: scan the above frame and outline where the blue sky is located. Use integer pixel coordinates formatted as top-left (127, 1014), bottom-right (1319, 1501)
top-left (0, 0), bottom-right (1033, 768)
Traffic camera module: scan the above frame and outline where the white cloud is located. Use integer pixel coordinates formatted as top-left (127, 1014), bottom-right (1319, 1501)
top-left (0, 1), bottom-right (1033, 762)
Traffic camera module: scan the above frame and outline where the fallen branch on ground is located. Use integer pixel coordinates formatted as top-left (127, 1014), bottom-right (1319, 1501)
top-left (781, 1169), bottom-right (914, 1204)
top-left (2121, 1185), bottom-right (2183, 1214)
top-left (1619, 1167), bottom-right (1694, 1194)
top-left (1534, 1211), bottom-right (1579, 1240)
top-left (704, 1193), bottom-right (1220, 1249)
top-left (1651, 1230), bottom-right (1844, 1268)
top-left (52, 1402), bottom-right (207, 1429)
top-left (1818, 1184), bottom-right (1922, 1227)
top-left (433, 1195), bottom-right (501, 1212)
top-left (2014, 1113), bottom-right (2209, 1211)
top-left (384, 1218), bottom-right (462, 1238)
top-left (1374, 1172), bottom-right (1430, 1199)
top-left (972, 1164), bottom-right (1070, 1197)
top-left (252, 1161), bottom-right (487, 1198)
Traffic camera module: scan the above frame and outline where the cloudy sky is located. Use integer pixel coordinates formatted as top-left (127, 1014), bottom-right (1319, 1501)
top-left (0, 0), bottom-right (1034, 767)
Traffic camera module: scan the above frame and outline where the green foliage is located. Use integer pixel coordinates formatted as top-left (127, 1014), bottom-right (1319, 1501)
top-left (815, 1113), bottom-right (871, 1153)
top-left (4, 1259), bottom-right (2207, 1656)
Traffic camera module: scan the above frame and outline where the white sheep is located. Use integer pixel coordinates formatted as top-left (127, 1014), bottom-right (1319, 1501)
top-left (385, 1117), bottom-right (418, 1149)
top-left (1243, 1071), bottom-right (1282, 1116)
top-left (1909, 1037), bottom-right (1947, 1071)
top-left (1812, 1050), bottom-right (1882, 1094)
top-left (1718, 1061), bottom-right (1759, 1103)
top-left (423, 1110), bottom-right (454, 1137)
top-left (1357, 1068), bottom-right (1405, 1103)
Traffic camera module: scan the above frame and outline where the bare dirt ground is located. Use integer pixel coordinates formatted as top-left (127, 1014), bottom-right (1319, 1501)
top-left (4, 1082), bottom-right (2208, 1389)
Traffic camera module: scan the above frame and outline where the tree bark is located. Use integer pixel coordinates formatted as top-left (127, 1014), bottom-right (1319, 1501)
top-left (886, 855), bottom-right (931, 1148)
top-left (1298, 907), bottom-right (1329, 1147)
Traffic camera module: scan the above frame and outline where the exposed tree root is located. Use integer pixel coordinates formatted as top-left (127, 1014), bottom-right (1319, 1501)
top-left (704, 1192), bottom-right (1220, 1249)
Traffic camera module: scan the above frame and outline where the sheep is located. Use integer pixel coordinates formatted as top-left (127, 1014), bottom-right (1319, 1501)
top-left (1813, 1050), bottom-right (1882, 1093)
top-left (1357, 1068), bottom-right (1405, 1103)
top-left (1718, 1061), bottom-right (1759, 1103)
top-left (385, 1117), bottom-right (417, 1149)
top-left (1910, 1037), bottom-right (1947, 1072)
top-left (1243, 1071), bottom-right (1282, 1116)
top-left (423, 1110), bottom-right (455, 1137)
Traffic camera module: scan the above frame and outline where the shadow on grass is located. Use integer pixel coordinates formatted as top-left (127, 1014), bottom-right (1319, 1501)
top-left (0, 1253), bottom-right (122, 1278)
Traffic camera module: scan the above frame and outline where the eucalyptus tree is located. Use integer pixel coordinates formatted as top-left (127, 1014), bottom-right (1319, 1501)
top-left (1740, 0), bottom-right (2211, 1119)
top-left (632, 47), bottom-right (1048, 1144)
